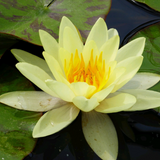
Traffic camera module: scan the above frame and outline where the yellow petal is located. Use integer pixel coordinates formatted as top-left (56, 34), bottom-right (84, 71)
top-left (59, 16), bottom-right (81, 47)
top-left (108, 28), bottom-right (119, 39)
top-left (43, 51), bottom-right (69, 85)
top-left (70, 82), bottom-right (96, 98)
top-left (39, 30), bottom-right (59, 61)
top-left (0, 91), bottom-right (66, 111)
top-left (11, 49), bottom-right (53, 78)
top-left (82, 40), bottom-right (99, 65)
top-left (92, 84), bottom-right (114, 102)
top-left (59, 48), bottom-right (72, 69)
top-left (112, 56), bottom-right (143, 92)
top-left (123, 89), bottom-right (160, 111)
top-left (85, 18), bottom-right (108, 49)
top-left (104, 67), bottom-right (126, 88)
top-left (33, 103), bottom-right (79, 138)
top-left (63, 26), bottom-right (83, 54)
top-left (82, 111), bottom-right (118, 160)
top-left (100, 35), bottom-right (119, 63)
top-left (16, 62), bottom-right (57, 97)
top-left (45, 79), bottom-right (75, 102)
top-left (116, 37), bottom-right (145, 62)
top-left (95, 93), bottom-right (136, 113)
top-left (120, 72), bottom-right (160, 90)
top-left (73, 96), bottom-right (99, 112)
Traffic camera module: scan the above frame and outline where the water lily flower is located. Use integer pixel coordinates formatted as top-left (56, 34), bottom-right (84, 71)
top-left (1, 16), bottom-right (160, 160)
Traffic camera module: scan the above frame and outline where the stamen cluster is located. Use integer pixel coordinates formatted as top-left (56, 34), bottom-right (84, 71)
top-left (64, 49), bottom-right (110, 91)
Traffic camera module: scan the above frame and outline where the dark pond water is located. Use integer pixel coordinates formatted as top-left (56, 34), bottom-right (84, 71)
top-left (10, 0), bottom-right (160, 159)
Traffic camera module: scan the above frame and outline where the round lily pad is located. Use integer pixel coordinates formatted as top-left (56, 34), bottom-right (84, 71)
top-left (134, 0), bottom-right (160, 13)
top-left (0, 63), bottom-right (42, 160)
top-left (0, 0), bottom-right (111, 45)
top-left (123, 20), bottom-right (160, 112)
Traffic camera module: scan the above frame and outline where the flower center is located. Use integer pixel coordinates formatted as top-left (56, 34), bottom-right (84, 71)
top-left (64, 49), bottom-right (110, 91)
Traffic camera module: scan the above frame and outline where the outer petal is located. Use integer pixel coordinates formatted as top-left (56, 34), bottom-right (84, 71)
top-left (59, 16), bottom-right (81, 47)
top-left (70, 82), bottom-right (96, 98)
top-left (119, 72), bottom-right (160, 90)
top-left (63, 27), bottom-right (83, 54)
top-left (33, 103), bottom-right (80, 138)
top-left (122, 89), bottom-right (160, 111)
top-left (73, 96), bottom-right (99, 112)
top-left (85, 18), bottom-right (108, 49)
top-left (95, 93), bottom-right (136, 113)
top-left (16, 62), bottom-right (57, 97)
top-left (39, 30), bottom-right (59, 61)
top-left (45, 79), bottom-right (75, 102)
top-left (116, 37), bottom-right (145, 62)
top-left (82, 111), bottom-right (118, 160)
top-left (100, 35), bottom-right (119, 63)
top-left (108, 28), bottom-right (119, 39)
top-left (11, 49), bottom-right (53, 78)
top-left (0, 91), bottom-right (65, 111)
top-left (112, 56), bottom-right (143, 92)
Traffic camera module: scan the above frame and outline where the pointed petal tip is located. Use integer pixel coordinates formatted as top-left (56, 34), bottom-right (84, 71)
top-left (138, 37), bottom-right (146, 46)
top-left (139, 36), bottom-right (146, 41)
top-left (132, 37), bottom-right (146, 46)
top-left (112, 34), bottom-right (120, 44)
top-left (32, 131), bottom-right (41, 138)
top-left (11, 49), bottom-right (18, 58)
top-left (39, 29), bottom-right (45, 36)
top-left (61, 16), bottom-right (68, 20)
top-left (97, 17), bottom-right (107, 28)
top-left (61, 16), bottom-right (72, 24)
top-left (10, 48), bottom-right (17, 54)
top-left (15, 62), bottom-right (25, 68)
top-left (11, 49), bottom-right (23, 56)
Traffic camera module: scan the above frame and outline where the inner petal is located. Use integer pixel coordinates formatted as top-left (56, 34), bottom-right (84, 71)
top-left (64, 49), bottom-right (111, 92)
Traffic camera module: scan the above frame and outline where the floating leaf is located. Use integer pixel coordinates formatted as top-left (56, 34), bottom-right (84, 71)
top-left (0, 0), bottom-right (111, 46)
top-left (123, 21), bottom-right (160, 112)
top-left (0, 104), bottom-right (41, 160)
top-left (133, 0), bottom-right (160, 13)
top-left (0, 63), bottom-right (41, 160)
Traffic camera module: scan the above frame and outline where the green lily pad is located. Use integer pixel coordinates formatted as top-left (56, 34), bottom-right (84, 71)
top-left (0, 0), bottom-right (111, 46)
top-left (134, 0), bottom-right (160, 12)
top-left (125, 21), bottom-right (160, 112)
top-left (0, 63), bottom-right (42, 160)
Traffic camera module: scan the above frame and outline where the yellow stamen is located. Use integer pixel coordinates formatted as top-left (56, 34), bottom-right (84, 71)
top-left (64, 49), bottom-right (110, 91)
